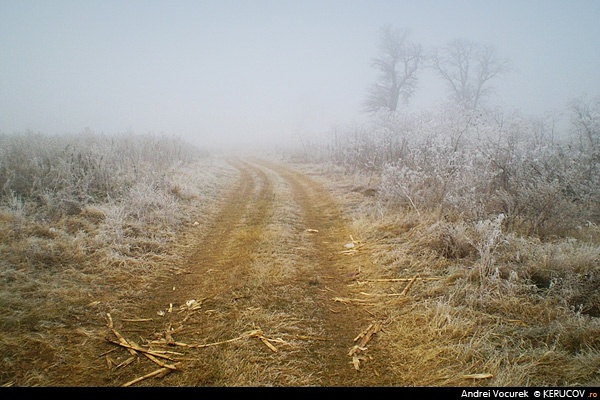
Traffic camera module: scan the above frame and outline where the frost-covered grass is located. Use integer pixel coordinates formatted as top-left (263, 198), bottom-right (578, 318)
top-left (0, 130), bottom-right (201, 216)
top-left (285, 98), bottom-right (600, 386)
top-left (0, 131), bottom-right (239, 386)
top-left (286, 159), bottom-right (600, 386)
top-left (293, 100), bottom-right (599, 239)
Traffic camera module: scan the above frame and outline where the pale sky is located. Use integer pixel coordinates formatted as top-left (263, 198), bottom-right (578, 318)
top-left (1, 0), bottom-right (599, 150)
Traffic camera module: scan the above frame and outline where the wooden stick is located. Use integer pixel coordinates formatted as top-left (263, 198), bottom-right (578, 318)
top-left (166, 339), bottom-right (239, 348)
top-left (122, 318), bottom-right (153, 322)
top-left (462, 373), bottom-right (493, 380)
top-left (248, 329), bottom-right (279, 352)
top-left (400, 274), bottom-right (419, 296)
top-left (126, 339), bottom-right (179, 370)
top-left (141, 352), bottom-right (178, 370)
top-left (106, 313), bottom-right (138, 357)
top-left (122, 367), bottom-right (174, 387)
top-left (259, 337), bottom-right (278, 353)
top-left (349, 322), bottom-right (381, 357)
top-left (105, 338), bottom-right (174, 361)
top-left (351, 355), bottom-right (361, 371)
top-left (332, 297), bottom-right (372, 304)
top-left (167, 329), bottom-right (260, 349)
top-left (353, 323), bottom-right (374, 342)
top-left (360, 292), bottom-right (405, 297)
top-left (357, 322), bottom-right (381, 347)
top-left (148, 350), bottom-right (185, 356)
top-left (106, 312), bottom-right (115, 329)
top-left (99, 347), bottom-right (119, 357)
top-left (358, 277), bottom-right (439, 283)
top-left (105, 314), bottom-right (180, 371)
top-left (116, 356), bottom-right (136, 369)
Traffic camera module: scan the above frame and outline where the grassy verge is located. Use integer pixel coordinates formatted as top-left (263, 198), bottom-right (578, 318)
top-left (291, 160), bottom-right (600, 386)
top-left (0, 132), bottom-right (238, 386)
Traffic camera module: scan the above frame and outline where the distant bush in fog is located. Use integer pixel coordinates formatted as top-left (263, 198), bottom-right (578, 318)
top-left (0, 131), bottom-right (202, 219)
top-left (326, 101), bottom-right (600, 238)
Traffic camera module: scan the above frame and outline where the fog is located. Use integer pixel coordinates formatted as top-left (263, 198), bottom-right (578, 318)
top-left (1, 0), bottom-right (599, 151)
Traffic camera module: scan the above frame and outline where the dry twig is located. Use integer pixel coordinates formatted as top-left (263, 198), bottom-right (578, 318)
top-left (348, 321), bottom-right (382, 371)
top-left (122, 366), bottom-right (178, 387)
top-left (400, 274), bottom-right (419, 296)
top-left (357, 277), bottom-right (439, 283)
top-left (105, 338), bottom-right (174, 361)
top-left (462, 373), bottom-right (494, 380)
top-left (360, 292), bottom-right (405, 297)
top-left (332, 297), bottom-right (372, 304)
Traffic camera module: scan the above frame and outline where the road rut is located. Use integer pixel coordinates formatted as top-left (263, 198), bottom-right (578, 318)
top-left (110, 157), bottom-right (393, 386)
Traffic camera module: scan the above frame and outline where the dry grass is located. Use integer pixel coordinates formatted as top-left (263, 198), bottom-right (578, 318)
top-left (1, 134), bottom-right (598, 386)
top-left (293, 159), bottom-right (600, 387)
top-left (0, 136), bottom-right (239, 386)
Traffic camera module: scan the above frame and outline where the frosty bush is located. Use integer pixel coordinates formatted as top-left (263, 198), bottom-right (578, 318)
top-left (329, 101), bottom-right (599, 238)
top-left (378, 130), bottom-right (495, 220)
top-left (0, 131), bottom-right (200, 219)
top-left (124, 179), bottom-right (180, 225)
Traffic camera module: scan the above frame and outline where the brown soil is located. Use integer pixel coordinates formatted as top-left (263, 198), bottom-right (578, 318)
top-left (99, 157), bottom-right (395, 386)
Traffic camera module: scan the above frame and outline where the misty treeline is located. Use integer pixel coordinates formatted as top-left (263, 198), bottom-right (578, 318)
top-left (0, 130), bottom-right (202, 221)
top-left (364, 25), bottom-right (510, 113)
top-left (292, 26), bottom-right (599, 239)
top-left (296, 96), bottom-right (600, 238)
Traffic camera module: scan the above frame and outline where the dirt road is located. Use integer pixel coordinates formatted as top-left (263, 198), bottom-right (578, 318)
top-left (104, 157), bottom-right (395, 386)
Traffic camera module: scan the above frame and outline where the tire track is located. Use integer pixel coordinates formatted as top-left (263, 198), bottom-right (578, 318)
top-left (122, 157), bottom-right (392, 386)
top-left (130, 159), bottom-right (276, 385)
top-left (158, 158), bottom-right (273, 301)
top-left (210, 160), bottom-right (274, 296)
top-left (247, 158), bottom-right (390, 386)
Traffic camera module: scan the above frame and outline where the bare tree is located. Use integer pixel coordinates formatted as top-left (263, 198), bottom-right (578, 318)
top-left (431, 39), bottom-right (509, 111)
top-left (364, 26), bottom-right (424, 113)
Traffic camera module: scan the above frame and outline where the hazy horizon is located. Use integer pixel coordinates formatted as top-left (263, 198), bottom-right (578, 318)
top-left (1, 0), bottom-right (599, 150)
